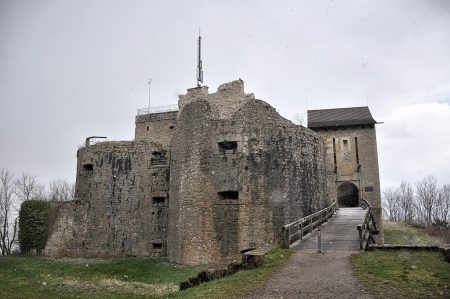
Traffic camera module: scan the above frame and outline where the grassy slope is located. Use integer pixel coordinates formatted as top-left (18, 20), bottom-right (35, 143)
top-left (0, 248), bottom-right (291, 299)
top-left (351, 221), bottom-right (449, 298)
top-left (166, 248), bottom-right (292, 299)
top-left (0, 256), bottom-right (204, 298)
top-left (383, 220), bottom-right (443, 245)
top-left (352, 251), bottom-right (450, 298)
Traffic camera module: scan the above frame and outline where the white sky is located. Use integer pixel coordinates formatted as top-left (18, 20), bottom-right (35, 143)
top-left (1, 0), bottom-right (449, 190)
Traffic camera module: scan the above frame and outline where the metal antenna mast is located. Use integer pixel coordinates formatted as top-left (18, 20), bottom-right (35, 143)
top-left (148, 78), bottom-right (152, 109)
top-left (196, 28), bottom-right (203, 87)
top-left (365, 88), bottom-right (369, 106)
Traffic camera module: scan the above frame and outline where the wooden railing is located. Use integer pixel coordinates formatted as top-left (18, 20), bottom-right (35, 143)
top-left (357, 199), bottom-right (379, 250)
top-left (281, 201), bottom-right (337, 249)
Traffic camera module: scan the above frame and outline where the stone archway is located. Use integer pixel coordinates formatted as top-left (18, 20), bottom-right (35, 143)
top-left (337, 182), bottom-right (359, 207)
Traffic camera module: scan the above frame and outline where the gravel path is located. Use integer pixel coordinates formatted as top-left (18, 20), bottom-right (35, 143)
top-left (246, 250), bottom-right (373, 299)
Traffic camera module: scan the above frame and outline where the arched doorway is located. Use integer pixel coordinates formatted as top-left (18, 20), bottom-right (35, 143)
top-left (337, 182), bottom-right (359, 207)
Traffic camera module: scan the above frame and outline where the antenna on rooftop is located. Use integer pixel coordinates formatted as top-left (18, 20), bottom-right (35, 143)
top-left (148, 78), bottom-right (152, 109)
top-left (365, 88), bottom-right (369, 106)
top-left (196, 28), bottom-right (203, 87)
top-left (305, 96), bottom-right (308, 126)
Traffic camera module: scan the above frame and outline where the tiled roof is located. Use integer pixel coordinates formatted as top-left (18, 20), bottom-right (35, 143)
top-left (307, 106), bottom-right (377, 128)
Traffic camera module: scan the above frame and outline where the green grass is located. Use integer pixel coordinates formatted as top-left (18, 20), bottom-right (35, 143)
top-left (351, 250), bottom-right (450, 299)
top-left (351, 221), bottom-right (449, 298)
top-left (166, 248), bottom-right (292, 299)
top-left (0, 248), bottom-right (291, 299)
top-left (0, 256), bottom-right (205, 298)
top-left (383, 221), bottom-right (442, 245)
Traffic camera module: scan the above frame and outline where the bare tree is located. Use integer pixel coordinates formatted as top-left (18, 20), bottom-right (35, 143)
top-left (69, 182), bottom-right (75, 199)
top-left (14, 172), bottom-right (38, 202)
top-left (382, 188), bottom-right (400, 221)
top-left (0, 169), bottom-right (18, 255)
top-left (416, 175), bottom-right (438, 227)
top-left (48, 179), bottom-right (73, 202)
top-left (434, 184), bottom-right (450, 226)
top-left (398, 181), bottom-right (415, 223)
top-left (293, 113), bottom-right (305, 126)
top-left (33, 183), bottom-right (48, 201)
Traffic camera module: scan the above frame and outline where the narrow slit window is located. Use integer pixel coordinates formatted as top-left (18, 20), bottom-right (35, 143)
top-left (83, 163), bottom-right (93, 171)
top-left (332, 138), bottom-right (337, 173)
top-left (355, 137), bottom-right (360, 165)
top-left (218, 191), bottom-right (239, 200)
top-left (146, 126), bottom-right (149, 131)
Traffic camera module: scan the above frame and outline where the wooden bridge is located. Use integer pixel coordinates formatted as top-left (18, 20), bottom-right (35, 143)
top-left (281, 200), bottom-right (378, 252)
top-left (247, 202), bottom-right (379, 299)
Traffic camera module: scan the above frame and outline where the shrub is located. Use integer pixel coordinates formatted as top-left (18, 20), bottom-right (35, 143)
top-left (18, 200), bottom-right (53, 255)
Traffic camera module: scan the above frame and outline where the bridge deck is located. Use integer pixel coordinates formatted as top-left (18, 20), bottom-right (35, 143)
top-left (291, 207), bottom-right (366, 251)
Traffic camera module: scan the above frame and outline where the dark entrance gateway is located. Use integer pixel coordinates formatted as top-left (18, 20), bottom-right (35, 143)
top-left (337, 182), bottom-right (359, 207)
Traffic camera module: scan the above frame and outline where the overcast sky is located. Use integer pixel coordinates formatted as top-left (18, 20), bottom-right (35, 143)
top-left (1, 0), bottom-right (449, 191)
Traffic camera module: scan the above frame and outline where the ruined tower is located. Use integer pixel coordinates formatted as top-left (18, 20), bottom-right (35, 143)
top-left (307, 107), bottom-right (383, 243)
top-left (168, 80), bottom-right (328, 264)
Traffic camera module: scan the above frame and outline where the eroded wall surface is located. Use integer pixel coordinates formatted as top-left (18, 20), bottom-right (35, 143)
top-left (45, 140), bottom-right (170, 257)
top-left (45, 79), bottom-right (330, 264)
top-left (168, 80), bottom-right (328, 264)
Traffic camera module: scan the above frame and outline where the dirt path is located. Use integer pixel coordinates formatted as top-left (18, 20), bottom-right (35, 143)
top-left (246, 250), bottom-right (373, 299)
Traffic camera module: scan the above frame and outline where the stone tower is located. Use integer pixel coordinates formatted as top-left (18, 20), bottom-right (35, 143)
top-left (168, 80), bottom-right (329, 264)
top-left (307, 106), bottom-right (383, 243)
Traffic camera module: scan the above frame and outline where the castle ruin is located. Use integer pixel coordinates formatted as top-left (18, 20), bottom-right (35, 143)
top-left (44, 79), bottom-right (382, 264)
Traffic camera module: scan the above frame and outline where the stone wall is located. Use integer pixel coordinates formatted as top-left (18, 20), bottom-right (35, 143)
top-left (168, 80), bottom-right (328, 265)
top-left (45, 79), bottom-right (330, 264)
top-left (313, 125), bottom-right (384, 243)
top-left (44, 140), bottom-right (170, 257)
top-left (135, 111), bottom-right (178, 147)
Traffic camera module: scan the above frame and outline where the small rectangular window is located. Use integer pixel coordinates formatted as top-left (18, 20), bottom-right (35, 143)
top-left (152, 243), bottom-right (163, 249)
top-left (83, 163), bottom-right (93, 171)
top-left (364, 186), bottom-right (374, 192)
top-left (218, 141), bottom-right (238, 151)
top-left (146, 126), bottom-right (149, 131)
top-left (152, 197), bottom-right (165, 204)
top-left (151, 151), bottom-right (168, 166)
top-left (218, 191), bottom-right (239, 200)
top-left (343, 139), bottom-right (348, 150)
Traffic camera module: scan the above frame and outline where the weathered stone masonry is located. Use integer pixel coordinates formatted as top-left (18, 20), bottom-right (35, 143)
top-left (308, 107), bottom-right (384, 243)
top-left (45, 140), bottom-right (170, 257)
top-left (168, 80), bottom-right (328, 264)
top-left (44, 80), bottom-right (383, 264)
